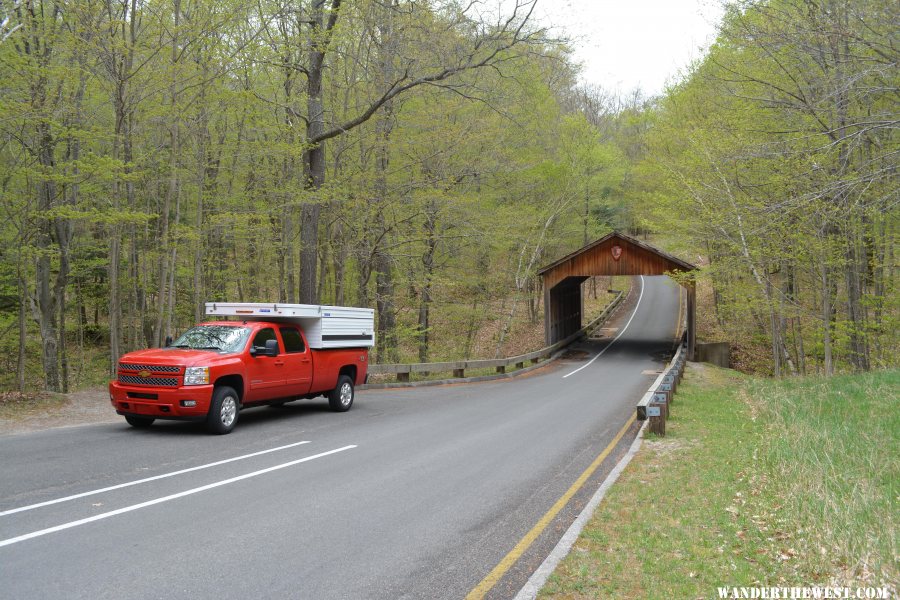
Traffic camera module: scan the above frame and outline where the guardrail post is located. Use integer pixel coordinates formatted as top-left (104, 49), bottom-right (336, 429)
top-left (659, 380), bottom-right (674, 404)
top-left (653, 391), bottom-right (669, 420)
top-left (663, 373), bottom-right (676, 395)
top-left (648, 403), bottom-right (665, 436)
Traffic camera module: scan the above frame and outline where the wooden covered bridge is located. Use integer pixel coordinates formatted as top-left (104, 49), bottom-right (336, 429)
top-left (538, 232), bottom-right (698, 359)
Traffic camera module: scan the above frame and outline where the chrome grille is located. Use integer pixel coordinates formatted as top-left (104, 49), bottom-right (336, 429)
top-left (119, 363), bottom-right (182, 373)
top-left (118, 375), bottom-right (179, 387)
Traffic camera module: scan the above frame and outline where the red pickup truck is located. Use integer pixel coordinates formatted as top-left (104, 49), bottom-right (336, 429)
top-left (109, 307), bottom-right (372, 434)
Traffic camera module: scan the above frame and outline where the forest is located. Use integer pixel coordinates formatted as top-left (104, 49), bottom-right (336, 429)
top-left (0, 0), bottom-right (896, 393)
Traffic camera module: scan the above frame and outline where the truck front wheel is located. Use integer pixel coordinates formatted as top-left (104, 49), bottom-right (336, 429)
top-left (207, 385), bottom-right (239, 434)
top-left (125, 415), bottom-right (155, 428)
top-left (328, 375), bottom-right (354, 412)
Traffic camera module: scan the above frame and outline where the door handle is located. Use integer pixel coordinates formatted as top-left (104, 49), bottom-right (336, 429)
top-left (274, 361), bottom-right (285, 366)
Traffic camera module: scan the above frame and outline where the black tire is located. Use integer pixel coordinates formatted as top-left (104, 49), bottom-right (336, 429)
top-left (206, 385), bottom-right (240, 434)
top-left (328, 375), bottom-right (354, 412)
top-left (125, 415), bottom-right (155, 428)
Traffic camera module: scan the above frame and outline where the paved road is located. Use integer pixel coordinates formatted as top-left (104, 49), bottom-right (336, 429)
top-left (0, 276), bottom-right (680, 600)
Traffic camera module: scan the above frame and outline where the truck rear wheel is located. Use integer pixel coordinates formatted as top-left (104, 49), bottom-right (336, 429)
top-left (207, 385), bottom-right (239, 434)
top-left (125, 415), bottom-right (155, 428)
top-left (328, 375), bottom-right (354, 412)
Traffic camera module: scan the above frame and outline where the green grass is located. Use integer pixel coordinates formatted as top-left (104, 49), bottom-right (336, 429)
top-left (539, 366), bottom-right (899, 599)
top-left (752, 372), bottom-right (899, 584)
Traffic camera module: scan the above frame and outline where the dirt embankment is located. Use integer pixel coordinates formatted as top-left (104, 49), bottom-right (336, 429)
top-left (0, 389), bottom-right (116, 435)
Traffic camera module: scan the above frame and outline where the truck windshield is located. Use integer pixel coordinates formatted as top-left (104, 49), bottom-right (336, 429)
top-left (170, 325), bottom-right (251, 353)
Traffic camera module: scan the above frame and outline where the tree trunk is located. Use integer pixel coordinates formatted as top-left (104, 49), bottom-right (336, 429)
top-left (55, 62), bottom-right (90, 392)
top-left (418, 201), bottom-right (437, 363)
top-left (109, 228), bottom-right (121, 371)
top-left (103, 0), bottom-right (139, 367)
top-left (372, 1), bottom-right (399, 363)
top-left (281, 57), bottom-right (297, 304)
top-left (766, 274), bottom-right (782, 377)
top-left (822, 264), bottom-right (835, 376)
top-left (17, 270), bottom-right (27, 393)
top-left (165, 191), bottom-right (181, 337)
top-left (844, 233), bottom-right (869, 371)
top-left (299, 201), bottom-right (321, 303)
top-left (155, 0), bottom-right (181, 346)
top-left (464, 301), bottom-right (479, 359)
top-left (333, 220), bottom-right (347, 305)
top-left (274, 212), bottom-right (287, 302)
top-left (299, 5), bottom-right (327, 304)
top-left (34, 118), bottom-right (61, 391)
top-left (318, 230), bottom-right (330, 302)
top-left (832, 3), bottom-right (868, 372)
top-left (192, 86), bottom-right (209, 323)
top-left (374, 230), bottom-right (397, 362)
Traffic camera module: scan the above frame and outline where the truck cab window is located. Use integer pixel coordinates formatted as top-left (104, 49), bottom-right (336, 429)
top-left (280, 327), bottom-right (306, 353)
top-left (252, 328), bottom-right (280, 353)
top-left (171, 325), bottom-right (250, 353)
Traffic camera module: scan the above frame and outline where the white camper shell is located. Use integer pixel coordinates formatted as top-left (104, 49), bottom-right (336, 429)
top-left (205, 302), bottom-right (375, 349)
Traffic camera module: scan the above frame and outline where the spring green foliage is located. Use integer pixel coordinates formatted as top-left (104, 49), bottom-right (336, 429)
top-left (629, 0), bottom-right (898, 375)
top-left (0, 0), bottom-right (628, 391)
top-left (1, 0), bottom-right (895, 390)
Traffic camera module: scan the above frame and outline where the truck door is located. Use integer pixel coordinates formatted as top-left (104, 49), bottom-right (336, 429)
top-left (246, 327), bottom-right (286, 401)
top-left (278, 326), bottom-right (313, 395)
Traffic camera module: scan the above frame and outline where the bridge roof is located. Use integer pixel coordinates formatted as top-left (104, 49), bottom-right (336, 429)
top-left (538, 231), bottom-right (696, 290)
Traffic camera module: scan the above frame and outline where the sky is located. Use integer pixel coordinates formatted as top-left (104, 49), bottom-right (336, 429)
top-left (533, 0), bottom-right (725, 95)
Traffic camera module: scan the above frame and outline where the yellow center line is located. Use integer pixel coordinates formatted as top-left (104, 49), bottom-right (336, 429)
top-left (466, 413), bottom-right (638, 600)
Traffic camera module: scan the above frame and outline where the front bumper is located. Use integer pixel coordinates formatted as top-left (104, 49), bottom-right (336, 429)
top-left (109, 381), bottom-right (214, 419)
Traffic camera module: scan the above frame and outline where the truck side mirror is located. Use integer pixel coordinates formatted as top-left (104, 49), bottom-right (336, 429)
top-left (164, 336), bottom-right (173, 348)
top-left (264, 339), bottom-right (279, 357)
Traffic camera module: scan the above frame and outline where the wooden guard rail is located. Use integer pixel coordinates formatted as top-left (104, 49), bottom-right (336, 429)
top-left (367, 291), bottom-right (625, 383)
top-left (636, 335), bottom-right (688, 436)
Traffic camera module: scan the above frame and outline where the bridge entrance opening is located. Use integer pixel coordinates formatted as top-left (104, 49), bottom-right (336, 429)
top-left (538, 231), bottom-right (698, 359)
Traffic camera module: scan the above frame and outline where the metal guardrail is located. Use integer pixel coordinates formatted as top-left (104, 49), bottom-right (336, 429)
top-left (636, 334), bottom-right (688, 436)
top-left (368, 291), bottom-right (625, 383)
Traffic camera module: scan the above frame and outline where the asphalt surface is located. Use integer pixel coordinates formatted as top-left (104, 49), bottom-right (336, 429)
top-left (0, 275), bottom-right (681, 600)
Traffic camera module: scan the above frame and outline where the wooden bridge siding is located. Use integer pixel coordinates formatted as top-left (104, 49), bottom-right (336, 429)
top-left (542, 236), bottom-right (682, 291)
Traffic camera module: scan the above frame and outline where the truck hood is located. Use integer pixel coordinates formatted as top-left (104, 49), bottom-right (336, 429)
top-left (117, 348), bottom-right (228, 368)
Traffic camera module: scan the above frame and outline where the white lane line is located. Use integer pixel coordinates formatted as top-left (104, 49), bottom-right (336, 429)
top-left (0, 440), bottom-right (312, 518)
top-left (562, 275), bottom-right (646, 379)
top-left (0, 445), bottom-right (355, 548)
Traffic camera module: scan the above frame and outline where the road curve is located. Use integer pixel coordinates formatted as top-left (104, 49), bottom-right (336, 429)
top-left (0, 275), bottom-right (681, 600)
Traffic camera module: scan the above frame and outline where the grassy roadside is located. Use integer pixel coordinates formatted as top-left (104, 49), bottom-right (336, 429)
top-left (539, 365), bottom-right (898, 599)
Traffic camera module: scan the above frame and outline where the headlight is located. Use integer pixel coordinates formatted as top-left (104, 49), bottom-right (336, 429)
top-left (183, 367), bottom-right (210, 386)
